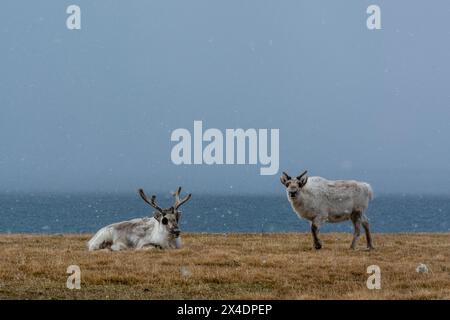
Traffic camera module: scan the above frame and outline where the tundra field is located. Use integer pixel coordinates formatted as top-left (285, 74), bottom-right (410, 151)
top-left (0, 233), bottom-right (449, 300)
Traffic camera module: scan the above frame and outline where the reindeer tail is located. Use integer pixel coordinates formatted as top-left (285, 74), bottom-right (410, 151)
top-left (362, 182), bottom-right (374, 201)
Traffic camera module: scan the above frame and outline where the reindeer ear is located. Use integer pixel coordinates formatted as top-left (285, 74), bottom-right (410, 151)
top-left (280, 172), bottom-right (291, 186)
top-left (299, 176), bottom-right (308, 188)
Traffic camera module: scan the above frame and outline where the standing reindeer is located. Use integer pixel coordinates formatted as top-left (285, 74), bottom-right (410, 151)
top-left (87, 187), bottom-right (192, 251)
top-left (280, 170), bottom-right (374, 250)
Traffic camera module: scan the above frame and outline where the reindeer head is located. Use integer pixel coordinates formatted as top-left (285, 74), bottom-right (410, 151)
top-left (138, 187), bottom-right (192, 238)
top-left (280, 170), bottom-right (308, 199)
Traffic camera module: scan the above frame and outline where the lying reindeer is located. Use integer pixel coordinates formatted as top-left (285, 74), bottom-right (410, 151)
top-left (87, 187), bottom-right (191, 251)
top-left (280, 171), bottom-right (374, 250)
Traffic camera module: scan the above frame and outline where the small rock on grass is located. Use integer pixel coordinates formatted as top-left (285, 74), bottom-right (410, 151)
top-left (416, 263), bottom-right (429, 274)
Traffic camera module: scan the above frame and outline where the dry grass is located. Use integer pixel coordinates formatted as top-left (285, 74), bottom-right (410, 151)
top-left (0, 233), bottom-right (449, 300)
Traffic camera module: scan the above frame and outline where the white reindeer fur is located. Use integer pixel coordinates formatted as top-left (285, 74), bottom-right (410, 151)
top-left (281, 171), bottom-right (374, 250)
top-left (88, 187), bottom-right (191, 251)
top-left (88, 217), bottom-right (181, 251)
top-left (288, 176), bottom-right (373, 224)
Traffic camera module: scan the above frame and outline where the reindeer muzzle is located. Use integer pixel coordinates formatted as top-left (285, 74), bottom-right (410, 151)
top-left (289, 191), bottom-right (298, 198)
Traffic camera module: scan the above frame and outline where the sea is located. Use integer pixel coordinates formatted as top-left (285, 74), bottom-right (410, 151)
top-left (0, 193), bottom-right (449, 234)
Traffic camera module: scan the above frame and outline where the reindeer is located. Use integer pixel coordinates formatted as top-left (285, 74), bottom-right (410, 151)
top-left (280, 171), bottom-right (374, 250)
top-left (87, 187), bottom-right (192, 251)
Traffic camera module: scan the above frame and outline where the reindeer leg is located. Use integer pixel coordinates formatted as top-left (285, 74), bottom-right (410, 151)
top-left (138, 245), bottom-right (158, 251)
top-left (311, 222), bottom-right (322, 250)
top-left (361, 215), bottom-right (374, 250)
top-left (110, 242), bottom-right (127, 251)
top-left (350, 211), bottom-right (362, 250)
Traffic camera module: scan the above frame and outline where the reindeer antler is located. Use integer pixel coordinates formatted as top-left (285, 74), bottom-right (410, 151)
top-left (282, 172), bottom-right (292, 180)
top-left (296, 170), bottom-right (308, 188)
top-left (138, 188), bottom-right (164, 213)
top-left (296, 170), bottom-right (308, 180)
top-left (173, 186), bottom-right (192, 210)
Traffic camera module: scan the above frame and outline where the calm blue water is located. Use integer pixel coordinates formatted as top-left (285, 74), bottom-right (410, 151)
top-left (0, 193), bottom-right (449, 233)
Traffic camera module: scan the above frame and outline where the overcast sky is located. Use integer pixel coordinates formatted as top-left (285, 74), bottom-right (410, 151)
top-left (1, 1), bottom-right (449, 194)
